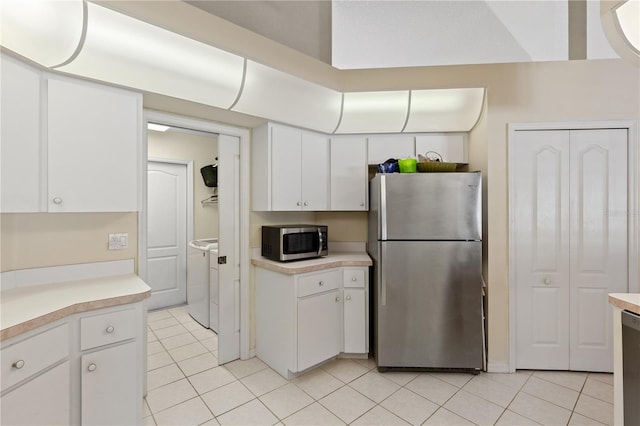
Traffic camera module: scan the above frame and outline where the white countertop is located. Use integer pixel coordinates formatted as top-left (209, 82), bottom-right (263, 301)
top-left (1, 274), bottom-right (151, 341)
top-left (251, 252), bottom-right (372, 275)
top-left (608, 293), bottom-right (640, 315)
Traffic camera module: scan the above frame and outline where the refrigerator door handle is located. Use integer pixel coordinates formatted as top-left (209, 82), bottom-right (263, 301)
top-left (380, 243), bottom-right (387, 306)
top-left (380, 175), bottom-right (387, 240)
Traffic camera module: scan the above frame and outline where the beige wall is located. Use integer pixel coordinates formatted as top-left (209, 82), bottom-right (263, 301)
top-left (148, 129), bottom-right (219, 240)
top-left (1, 212), bottom-right (138, 272)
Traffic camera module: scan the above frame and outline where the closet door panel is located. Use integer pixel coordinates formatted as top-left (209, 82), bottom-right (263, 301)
top-left (569, 128), bottom-right (628, 372)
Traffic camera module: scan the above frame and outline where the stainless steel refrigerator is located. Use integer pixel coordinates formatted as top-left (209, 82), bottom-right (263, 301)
top-left (367, 172), bottom-right (484, 372)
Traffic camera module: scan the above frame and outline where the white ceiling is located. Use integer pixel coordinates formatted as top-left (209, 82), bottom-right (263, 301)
top-left (186, 0), bottom-right (619, 69)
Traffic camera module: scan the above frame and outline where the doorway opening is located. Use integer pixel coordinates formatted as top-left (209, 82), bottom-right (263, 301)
top-left (139, 111), bottom-right (250, 364)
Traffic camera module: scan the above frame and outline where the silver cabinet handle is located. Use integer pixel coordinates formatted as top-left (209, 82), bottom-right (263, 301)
top-left (346, 295), bottom-right (352, 301)
top-left (87, 363), bottom-right (97, 372)
top-left (318, 281), bottom-right (324, 286)
top-left (304, 201), bottom-right (309, 206)
top-left (296, 201), bottom-right (302, 206)
top-left (335, 296), bottom-right (341, 302)
top-left (106, 326), bottom-right (115, 334)
top-left (12, 360), bottom-right (25, 369)
top-left (352, 276), bottom-right (357, 281)
top-left (52, 197), bottom-right (62, 205)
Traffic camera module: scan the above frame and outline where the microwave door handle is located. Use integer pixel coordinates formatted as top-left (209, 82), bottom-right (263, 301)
top-left (317, 228), bottom-right (323, 256)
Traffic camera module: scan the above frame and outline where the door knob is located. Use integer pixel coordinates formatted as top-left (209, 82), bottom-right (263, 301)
top-left (12, 360), bottom-right (25, 369)
top-left (296, 201), bottom-right (301, 206)
top-left (106, 326), bottom-right (115, 334)
top-left (304, 202), bottom-right (309, 206)
top-left (87, 363), bottom-right (97, 372)
top-left (346, 295), bottom-right (352, 301)
top-left (52, 197), bottom-right (62, 205)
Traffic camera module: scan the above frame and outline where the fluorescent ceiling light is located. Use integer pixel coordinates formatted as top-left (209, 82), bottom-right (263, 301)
top-left (0, 0), bottom-right (84, 67)
top-left (58, 3), bottom-right (245, 109)
top-left (232, 60), bottom-right (342, 133)
top-left (336, 91), bottom-right (409, 134)
top-left (147, 123), bottom-right (170, 132)
top-left (615, 0), bottom-right (640, 52)
top-left (405, 88), bottom-right (485, 132)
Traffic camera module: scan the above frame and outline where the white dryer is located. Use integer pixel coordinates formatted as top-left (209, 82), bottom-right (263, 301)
top-left (187, 238), bottom-right (218, 329)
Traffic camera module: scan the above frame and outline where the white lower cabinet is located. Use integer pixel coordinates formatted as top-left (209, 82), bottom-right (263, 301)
top-left (256, 265), bottom-right (369, 378)
top-left (1, 361), bottom-right (70, 425)
top-left (0, 303), bottom-right (144, 425)
top-left (82, 341), bottom-right (138, 425)
top-left (297, 289), bottom-right (342, 371)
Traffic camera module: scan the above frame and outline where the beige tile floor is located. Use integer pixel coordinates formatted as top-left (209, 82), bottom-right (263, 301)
top-left (145, 306), bottom-right (614, 426)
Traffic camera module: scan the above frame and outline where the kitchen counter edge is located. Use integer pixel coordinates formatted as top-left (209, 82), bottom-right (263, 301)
top-left (0, 274), bottom-right (151, 341)
top-left (608, 293), bottom-right (640, 315)
top-left (252, 252), bottom-right (372, 275)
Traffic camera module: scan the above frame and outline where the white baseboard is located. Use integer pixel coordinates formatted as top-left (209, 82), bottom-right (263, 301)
top-left (487, 361), bottom-right (512, 373)
top-left (1, 259), bottom-right (135, 291)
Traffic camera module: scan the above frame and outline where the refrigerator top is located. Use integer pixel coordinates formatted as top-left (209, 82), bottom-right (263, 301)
top-left (369, 172), bottom-right (482, 241)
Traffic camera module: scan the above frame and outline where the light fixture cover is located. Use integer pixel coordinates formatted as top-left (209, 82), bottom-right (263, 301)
top-left (615, 0), bottom-right (640, 52)
top-left (232, 60), bottom-right (342, 133)
top-left (404, 88), bottom-right (485, 132)
top-left (0, 0), bottom-right (84, 67)
top-left (336, 91), bottom-right (410, 134)
top-left (147, 123), bottom-right (170, 132)
top-left (58, 3), bottom-right (245, 109)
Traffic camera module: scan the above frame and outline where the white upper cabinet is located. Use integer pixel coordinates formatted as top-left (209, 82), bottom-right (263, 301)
top-left (367, 135), bottom-right (415, 164)
top-left (47, 77), bottom-right (141, 212)
top-left (1, 55), bottom-right (42, 212)
top-left (415, 133), bottom-right (468, 163)
top-left (1, 54), bottom-right (141, 213)
top-left (252, 122), bottom-right (328, 211)
top-left (330, 136), bottom-right (368, 210)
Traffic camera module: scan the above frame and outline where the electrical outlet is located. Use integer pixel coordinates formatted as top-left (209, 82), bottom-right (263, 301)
top-left (108, 233), bottom-right (128, 250)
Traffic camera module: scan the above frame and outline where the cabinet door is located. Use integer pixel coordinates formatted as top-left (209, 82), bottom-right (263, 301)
top-left (82, 341), bottom-right (139, 425)
top-left (1, 55), bottom-right (42, 212)
top-left (330, 136), bottom-right (367, 210)
top-left (344, 288), bottom-right (367, 354)
top-left (297, 290), bottom-right (341, 371)
top-left (1, 361), bottom-right (70, 425)
top-left (301, 131), bottom-right (329, 210)
top-left (415, 133), bottom-right (468, 163)
top-left (367, 135), bottom-right (415, 164)
top-left (47, 78), bottom-right (140, 212)
top-left (271, 124), bottom-right (303, 210)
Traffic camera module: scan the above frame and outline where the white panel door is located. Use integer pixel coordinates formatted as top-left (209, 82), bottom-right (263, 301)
top-left (330, 135), bottom-right (368, 210)
top-left (514, 128), bottom-right (629, 372)
top-left (217, 134), bottom-right (241, 364)
top-left (81, 341), bottom-right (138, 425)
top-left (0, 54), bottom-right (42, 212)
top-left (271, 124), bottom-right (302, 210)
top-left (569, 129), bottom-right (628, 372)
top-left (147, 161), bottom-right (187, 309)
top-left (301, 131), bottom-right (329, 210)
top-left (47, 78), bottom-right (139, 212)
top-left (514, 130), bottom-right (571, 370)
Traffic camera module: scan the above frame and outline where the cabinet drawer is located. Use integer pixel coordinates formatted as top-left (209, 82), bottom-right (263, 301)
top-left (1, 323), bottom-right (69, 392)
top-left (343, 268), bottom-right (366, 288)
top-left (81, 308), bottom-right (137, 351)
top-left (297, 270), bottom-right (340, 298)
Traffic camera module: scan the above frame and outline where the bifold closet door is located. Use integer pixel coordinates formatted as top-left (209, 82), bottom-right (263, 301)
top-left (569, 129), bottom-right (627, 372)
top-left (514, 130), bottom-right (571, 370)
top-left (514, 128), bottom-right (628, 372)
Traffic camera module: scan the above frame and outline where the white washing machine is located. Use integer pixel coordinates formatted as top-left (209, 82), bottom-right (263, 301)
top-left (187, 238), bottom-right (218, 329)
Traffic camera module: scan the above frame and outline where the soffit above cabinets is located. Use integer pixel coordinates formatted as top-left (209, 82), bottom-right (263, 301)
top-left (0, 0), bottom-right (484, 134)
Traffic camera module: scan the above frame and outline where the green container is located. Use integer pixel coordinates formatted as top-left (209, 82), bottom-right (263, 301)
top-left (398, 158), bottom-right (417, 173)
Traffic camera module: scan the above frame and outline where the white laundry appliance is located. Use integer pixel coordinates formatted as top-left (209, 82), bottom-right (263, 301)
top-left (187, 238), bottom-right (218, 331)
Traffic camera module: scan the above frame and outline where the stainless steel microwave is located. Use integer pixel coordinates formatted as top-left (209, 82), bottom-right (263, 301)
top-left (261, 225), bottom-right (328, 262)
